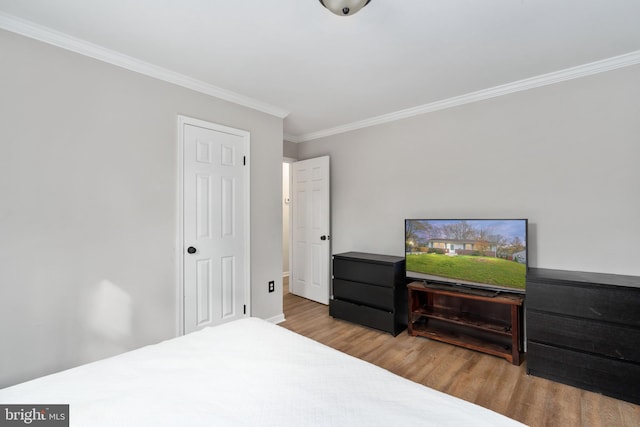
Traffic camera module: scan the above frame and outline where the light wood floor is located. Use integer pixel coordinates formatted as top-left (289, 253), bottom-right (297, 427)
top-left (279, 278), bottom-right (640, 427)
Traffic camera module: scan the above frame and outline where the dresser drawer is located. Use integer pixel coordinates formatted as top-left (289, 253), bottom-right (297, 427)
top-left (527, 310), bottom-right (640, 363)
top-left (329, 299), bottom-right (404, 336)
top-left (527, 341), bottom-right (640, 405)
top-left (527, 280), bottom-right (640, 327)
top-left (333, 279), bottom-right (394, 311)
top-left (333, 258), bottom-right (400, 287)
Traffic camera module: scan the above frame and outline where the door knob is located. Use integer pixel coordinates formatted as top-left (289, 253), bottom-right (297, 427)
top-left (187, 246), bottom-right (197, 254)
top-left (320, 235), bottom-right (330, 241)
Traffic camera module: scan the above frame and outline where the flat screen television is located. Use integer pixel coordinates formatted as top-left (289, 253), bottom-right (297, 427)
top-left (405, 219), bottom-right (528, 294)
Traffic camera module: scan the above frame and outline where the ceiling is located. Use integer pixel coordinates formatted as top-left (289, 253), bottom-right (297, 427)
top-left (1, 0), bottom-right (640, 142)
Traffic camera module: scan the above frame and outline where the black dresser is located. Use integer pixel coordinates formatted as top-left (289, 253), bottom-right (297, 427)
top-left (329, 252), bottom-right (407, 336)
top-left (526, 267), bottom-right (640, 405)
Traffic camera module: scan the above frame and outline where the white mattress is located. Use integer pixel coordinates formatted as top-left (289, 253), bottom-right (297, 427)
top-left (0, 318), bottom-right (525, 426)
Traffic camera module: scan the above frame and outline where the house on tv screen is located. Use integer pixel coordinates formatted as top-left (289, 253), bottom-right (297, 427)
top-left (428, 239), bottom-right (498, 257)
top-left (426, 239), bottom-right (527, 264)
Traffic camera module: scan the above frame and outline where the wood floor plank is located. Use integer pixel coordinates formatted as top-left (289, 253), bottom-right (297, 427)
top-left (280, 280), bottom-right (640, 426)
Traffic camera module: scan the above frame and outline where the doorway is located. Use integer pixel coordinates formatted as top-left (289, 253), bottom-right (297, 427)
top-left (282, 159), bottom-right (294, 296)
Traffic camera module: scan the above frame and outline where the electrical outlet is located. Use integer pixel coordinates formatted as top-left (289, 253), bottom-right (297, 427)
top-left (268, 281), bottom-right (275, 293)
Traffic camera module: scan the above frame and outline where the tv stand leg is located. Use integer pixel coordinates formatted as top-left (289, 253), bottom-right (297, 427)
top-left (511, 305), bottom-right (521, 365)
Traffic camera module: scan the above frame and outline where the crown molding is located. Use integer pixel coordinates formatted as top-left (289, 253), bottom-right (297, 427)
top-left (283, 133), bottom-right (298, 143)
top-left (0, 12), bottom-right (290, 119)
top-left (290, 49), bottom-right (640, 143)
top-left (3, 11), bottom-right (638, 140)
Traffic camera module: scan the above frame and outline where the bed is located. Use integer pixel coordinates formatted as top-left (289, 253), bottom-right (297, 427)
top-left (0, 317), bottom-right (524, 426)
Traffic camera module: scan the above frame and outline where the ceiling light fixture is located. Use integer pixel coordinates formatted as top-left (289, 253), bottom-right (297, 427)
top-left (319, 0), bottom-right (372, 16)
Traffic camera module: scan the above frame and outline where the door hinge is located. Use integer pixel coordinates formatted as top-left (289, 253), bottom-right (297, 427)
top-left (243, 156), bottom-right (246, 166)
top-left (243, 304), bottom-right (246, 315)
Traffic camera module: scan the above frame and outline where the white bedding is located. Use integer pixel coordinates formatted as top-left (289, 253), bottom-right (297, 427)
top-left (1, 318), bottom-right (524, 426)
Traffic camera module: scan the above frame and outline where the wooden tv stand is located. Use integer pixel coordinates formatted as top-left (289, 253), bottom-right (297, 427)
top-left (407, 281), bottom-right (524, 365)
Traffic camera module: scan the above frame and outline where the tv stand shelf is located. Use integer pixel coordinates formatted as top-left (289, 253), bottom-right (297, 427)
top-left (407, 282), bottom-right (524, 365)
top-left (414, 306), bottom-right (513, 336)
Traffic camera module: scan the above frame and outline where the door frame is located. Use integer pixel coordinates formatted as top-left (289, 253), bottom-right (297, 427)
top-left (176, 115), bottom-right (251, 336)
top-left (283, 157), bottom-right (296, 283)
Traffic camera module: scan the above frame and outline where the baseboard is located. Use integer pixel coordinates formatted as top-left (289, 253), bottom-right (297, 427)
top-left (264, 313), bottom-right (286, 324)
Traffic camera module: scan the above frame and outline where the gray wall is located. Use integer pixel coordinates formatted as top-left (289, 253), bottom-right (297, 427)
top-left (298, 64), bottom-right (640, 276)
top-left (0, 30), bottom-right (283, 387)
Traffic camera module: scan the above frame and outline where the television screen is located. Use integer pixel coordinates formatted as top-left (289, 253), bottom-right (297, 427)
top-left (405, 219), bottom-right (528, 293)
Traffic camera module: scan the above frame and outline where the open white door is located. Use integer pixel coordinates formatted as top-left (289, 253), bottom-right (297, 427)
top-left (179, 117), bottom-right (250, 334)
top-left (291, 156), bottom-right (330, 304)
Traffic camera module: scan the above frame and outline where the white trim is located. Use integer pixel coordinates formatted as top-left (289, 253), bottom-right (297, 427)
top-left (0, 12), bottom-right (289, 119)
top-left (282, 157), bottom-right (296, 288)
top-left (264, 313), bottom-right (286, 324)
top-left (176, 118), bottom-right (185, 336)
top-left (176, 115), bottom-right (252, 335)
top-left (288, 50), bottom-right (640, 143)
top-left (283, 133), bottom-right (298, 143)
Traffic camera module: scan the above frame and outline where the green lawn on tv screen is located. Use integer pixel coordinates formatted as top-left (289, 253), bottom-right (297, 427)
top-left (406, 253), bottom-right (526, 290)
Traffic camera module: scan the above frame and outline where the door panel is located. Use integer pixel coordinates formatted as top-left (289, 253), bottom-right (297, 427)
top-left (196, 174), bottom-right (212, 239)
top-left (196, 259), bottom-right (212, 326)
top-left (221, 255), bottom-right (235, 319)
top-left (183, 121), bottom-right (248, 333)
top-left (291, 156), bottom-right (330, 304)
